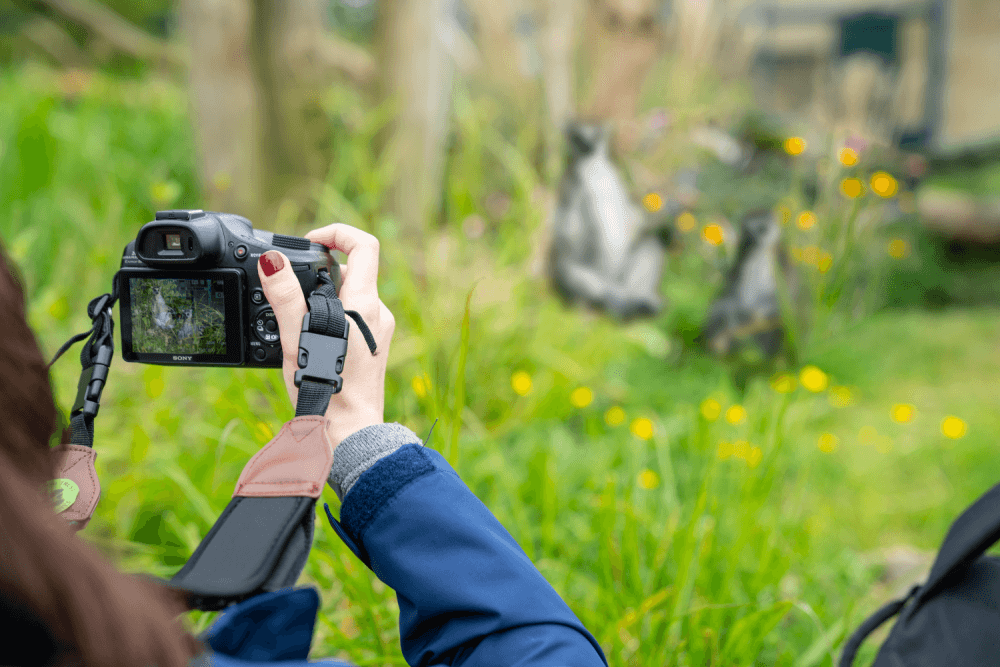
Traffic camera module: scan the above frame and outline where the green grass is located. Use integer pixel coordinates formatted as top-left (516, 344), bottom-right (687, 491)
top-left (5, 62), bottom-right (999, 666)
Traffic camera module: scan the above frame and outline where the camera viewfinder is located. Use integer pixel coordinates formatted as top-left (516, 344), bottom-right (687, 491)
top-left (166, 233), bottom-right (182, 250)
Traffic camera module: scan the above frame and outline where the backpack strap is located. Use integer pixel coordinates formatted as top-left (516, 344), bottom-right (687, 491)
top-left (915, 481), bottom-right (1000, 602)
top-left (839, 481), bottom-right (1000, 666)
top-left (838, 585), bottom-right (919, 667)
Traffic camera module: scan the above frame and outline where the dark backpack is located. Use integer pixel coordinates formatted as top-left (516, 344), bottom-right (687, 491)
top-left (841, 481), bottom-right (1000, 666)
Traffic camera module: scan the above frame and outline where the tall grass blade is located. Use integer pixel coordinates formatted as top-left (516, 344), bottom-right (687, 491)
top-left (448, 282), bottom-right (477, 467)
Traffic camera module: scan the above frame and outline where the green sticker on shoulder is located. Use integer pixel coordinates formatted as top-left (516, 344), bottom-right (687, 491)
top-left (46, 479), bottom-right (80, 514)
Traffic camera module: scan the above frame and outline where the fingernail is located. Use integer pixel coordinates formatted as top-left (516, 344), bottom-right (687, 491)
top-left (260, 251), bottom-right (284, 277)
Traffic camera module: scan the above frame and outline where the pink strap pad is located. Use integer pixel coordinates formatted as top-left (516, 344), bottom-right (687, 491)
top-left (234, 416), bottom-right (333, 499)
top-left (50, 444), bottom-right (101, 531)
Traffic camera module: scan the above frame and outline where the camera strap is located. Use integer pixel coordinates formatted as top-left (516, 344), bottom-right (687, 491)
top-left (45, 275), bottom-right (121, 530)
top-left (47, 268), bottom-right (378, 610)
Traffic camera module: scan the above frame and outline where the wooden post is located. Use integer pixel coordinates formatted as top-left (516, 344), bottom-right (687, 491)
top-left (541, 0), bottom-right (579, 183)
top-left (178, 0), bottom-right (265, 221)
top-left (376, 0), bottom-right (456, 284)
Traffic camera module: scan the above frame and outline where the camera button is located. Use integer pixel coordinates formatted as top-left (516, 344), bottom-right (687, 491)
top-left (265, 320), bottom-right (277, 333)
top-left (253, 348), bottom-right (267, 361)
top-left (251, 289), bottom-right (265, 304)
top-left (234, 245), bottom-right (248, 260)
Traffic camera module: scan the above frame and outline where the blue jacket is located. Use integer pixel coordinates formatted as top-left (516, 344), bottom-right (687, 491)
top-left (197, 444), bottom-right (607, 667)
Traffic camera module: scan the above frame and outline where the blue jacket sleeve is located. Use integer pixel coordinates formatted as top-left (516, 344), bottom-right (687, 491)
top-left (324, 443), bottom-right (607, 667)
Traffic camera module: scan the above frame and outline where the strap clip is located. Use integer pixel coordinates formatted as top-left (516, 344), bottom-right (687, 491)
top-left (71, 343), bottom-right (113, 419)
top-left (293, 312), bottom-right (349, 393)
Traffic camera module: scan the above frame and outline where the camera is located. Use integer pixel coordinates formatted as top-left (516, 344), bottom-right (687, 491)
top-left (116, 210), bottom-right (337, 367)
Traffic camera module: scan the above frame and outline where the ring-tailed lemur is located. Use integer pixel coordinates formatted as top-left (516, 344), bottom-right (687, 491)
top-left (702, 209), bottom-right (787, 357)
top-left (548, 121), bottom-right (673, 321)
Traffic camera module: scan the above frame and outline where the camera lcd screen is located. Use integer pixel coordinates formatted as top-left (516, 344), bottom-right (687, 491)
top-left (119, 268), bottom-right (244, 365)
top-left (129, 276), bottom-right (227, 354)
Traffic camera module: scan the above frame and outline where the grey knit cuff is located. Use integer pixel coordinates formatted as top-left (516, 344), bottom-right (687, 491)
top-left (328, 423), bottom-right (424, 501)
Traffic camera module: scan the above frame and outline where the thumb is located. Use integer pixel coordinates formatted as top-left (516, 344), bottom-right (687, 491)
top-left (257, 250), bottom-right (307, 370)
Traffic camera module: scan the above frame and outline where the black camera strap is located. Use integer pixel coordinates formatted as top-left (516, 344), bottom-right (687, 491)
top-left (47, 268), bottom-right (378, 610)
top-left (293, 270), bottom-right (377, 417)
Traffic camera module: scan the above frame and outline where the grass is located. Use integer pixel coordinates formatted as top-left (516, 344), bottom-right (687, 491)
top-left (4, 61), bottom-right (999, 666)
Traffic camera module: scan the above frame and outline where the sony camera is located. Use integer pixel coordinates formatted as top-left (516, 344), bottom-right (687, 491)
top-left (116, 209), bottom-right (337, 368)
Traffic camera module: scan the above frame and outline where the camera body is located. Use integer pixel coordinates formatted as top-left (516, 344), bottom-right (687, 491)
top-left (117, 210), bottom-right (336, 368)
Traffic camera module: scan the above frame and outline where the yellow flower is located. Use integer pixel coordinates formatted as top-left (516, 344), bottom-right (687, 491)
top-left (47, 296), bottom-right (69, 321)
top-left (777, 206), bottom-right (792, 226)
top-left (725, 404), bottom-right (747, 425)
top-left (637, 469), bottom-right (660, 490)
top-left (605, 406), bottom-right (626, 427)
top-left (817, 251), bottom-right (833, 273)
top-left (941, 416), bottom-right (967, 439)
top-left (817, 433), bottom-right (838, 453)
top-left (717, 441), bottom-right (734, 460)
top-left (700, 398), bottom-right (722, 421)
top-left (145, 377), bottom-right (164, 399)
top-left (570, 387), bottom-right (593, 408)
top-left (890, 403), bottom-right (915, 424)
top-left (642, 192), bottom-right (664, 212)
top-left (800, 366), bottom-right (829, 393)
top-left (733, 440), bottom-right (750, 460)
top-left (840, 178), bottom-right (864, 198)
top-left (784, 136), bottom-right (806, 156)
top-left (801, 245), bottom-right (820, 266)
top-left (212, 171), bottom-right (232, 192)
top-left (771, 373), bottom-right (796, 393)
top-left (676, 211), bottom-right (697, 232)
top-left (888, 239), bottom-right (908, 259)
top-left (838, 147), bottom-right (859, 166)
top-left (828, 385), bottom-right (853, 408)
top-left (511, 371), bottom-right (533, 396)
top-left (858, 425), bottom-right (877, 445)
top-left (254, 421), bottom-right (274, 443)
top-left (796, 211), bottom-right (817, 230)
top-left (870, 171), bottom-right (898, 198)
top-left (630, 417), bottom-right (654, 440)
top-left (747, 446), bottom-right (763, 468)
top-left (702, 223), bottom-right (724, 246)
top-left (412, 374), bottom-right (429, 398)
top-left (150, 180), bottom-right (181, 207)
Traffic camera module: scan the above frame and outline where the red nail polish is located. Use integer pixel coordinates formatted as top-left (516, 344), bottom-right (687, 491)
top-left (260, 251), bottom-right (283, 276)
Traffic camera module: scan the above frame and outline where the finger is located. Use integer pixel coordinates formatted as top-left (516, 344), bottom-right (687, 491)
top-left (332, 261), bottom-right (348, 291)
top-left (257, 250), bottom-right (307, 370)
top-left (305, 224), bottom-right (380, 298)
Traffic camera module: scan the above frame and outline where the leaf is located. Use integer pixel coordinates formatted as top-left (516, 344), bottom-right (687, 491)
top-left (448, 281), bottom-right (477, 466)
top-left (720, 600), bottom-right (794, 661)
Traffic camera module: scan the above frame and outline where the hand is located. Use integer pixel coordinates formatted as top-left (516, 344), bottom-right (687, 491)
top-left (257, 223), bottom-right (395, 448)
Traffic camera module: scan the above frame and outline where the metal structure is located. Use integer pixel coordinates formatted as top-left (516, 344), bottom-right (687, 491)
top-left (736, 0), bottom-right (949, 151)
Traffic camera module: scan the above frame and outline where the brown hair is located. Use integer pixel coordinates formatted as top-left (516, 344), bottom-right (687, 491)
top-left (0, 241), bottom-right (205, 666)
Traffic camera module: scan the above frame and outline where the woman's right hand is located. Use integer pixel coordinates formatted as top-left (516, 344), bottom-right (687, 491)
top-left (257, 223), bottom-right (395, 448)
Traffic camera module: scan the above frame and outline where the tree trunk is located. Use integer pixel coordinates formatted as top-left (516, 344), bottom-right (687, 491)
top-left (540, 0), bottom-right (579, 183)
top-left (251, 0), bottom-right (333, 230)
top-left (580, 0), bottom-right (664, 156)
top-left (178, 0), bottom-right (265, 221)
top-left (376, 0), bottom-right (456, 284)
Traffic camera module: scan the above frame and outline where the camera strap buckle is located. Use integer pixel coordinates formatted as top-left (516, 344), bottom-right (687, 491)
top-left (293, 312), bottom-right (349, 393)
top-left (71, 342), bottom-right (113, 420)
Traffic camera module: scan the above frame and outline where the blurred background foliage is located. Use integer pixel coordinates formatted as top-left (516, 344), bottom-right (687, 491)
top-left (3, 0), bottom-right (1000, 665)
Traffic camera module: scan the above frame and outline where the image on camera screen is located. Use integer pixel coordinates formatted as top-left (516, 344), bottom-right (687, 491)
top-left (130, 277), bottom-right (227, 354)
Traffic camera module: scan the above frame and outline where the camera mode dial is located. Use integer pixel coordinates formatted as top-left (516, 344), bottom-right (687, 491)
top-left (254, 309), bottom-right (280, 345)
